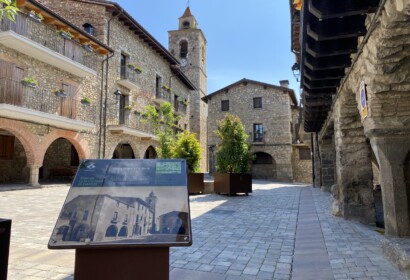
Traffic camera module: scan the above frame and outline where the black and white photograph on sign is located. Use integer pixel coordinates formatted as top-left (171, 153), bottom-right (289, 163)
top-left (48, 159), bottom-right (191, 248)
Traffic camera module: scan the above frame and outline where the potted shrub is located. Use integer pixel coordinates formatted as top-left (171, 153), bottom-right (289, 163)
top-left (214, 113), bottom-right (252, 196)
top-left (172, 131), bottom-right (203, 194)
top-left (28, 10), bottom-right (43, 22)
top-left (57, 30), bottom-right (73, 40)
top-left (21, 77), bottom-right (38, 88)
top-left (81, 97), bottom-right (91, 105)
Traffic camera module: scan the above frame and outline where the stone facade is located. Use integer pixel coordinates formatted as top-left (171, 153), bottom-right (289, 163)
top-left (312, 0), bottom-right (410, 236)
top-left (204, 79), bottom-right (312, 182)
top-left (0, 0), bottom-right (200, 186)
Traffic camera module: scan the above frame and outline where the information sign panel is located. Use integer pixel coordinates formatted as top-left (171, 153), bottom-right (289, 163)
top-left (48, 159), bottom-right (191, 249)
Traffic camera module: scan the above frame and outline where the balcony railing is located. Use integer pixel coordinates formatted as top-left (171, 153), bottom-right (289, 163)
top-left (155, 89), bottom-right (172, 103)
top-left (106, 108), bottom-right (155, 135)
top-left (0, 12), bottom-right (98, 71)
top-left (120, 65), bottom-right (140, 85)
top-left (0, 78), bottom-right (96, 123)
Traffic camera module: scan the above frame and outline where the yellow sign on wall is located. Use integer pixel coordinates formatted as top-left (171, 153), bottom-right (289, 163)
top-left (359, 81), bottom-right (368, 120)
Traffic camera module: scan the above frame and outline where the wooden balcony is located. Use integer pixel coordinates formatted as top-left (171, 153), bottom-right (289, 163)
top-left (106, 108), bottom-right (156, 139)
top-left (0, 13), bottom-right (98, 77)
top-left (0, 78), bottom-right (96, 131)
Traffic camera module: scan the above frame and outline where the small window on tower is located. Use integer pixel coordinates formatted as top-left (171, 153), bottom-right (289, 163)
top-left (180, 40), bottom-right (188, 59)
top-left (183, 21), bottom-right (190, 29)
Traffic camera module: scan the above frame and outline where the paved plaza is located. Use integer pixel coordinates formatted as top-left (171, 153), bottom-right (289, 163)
top-left (0, 181), bottom-right (407, 280)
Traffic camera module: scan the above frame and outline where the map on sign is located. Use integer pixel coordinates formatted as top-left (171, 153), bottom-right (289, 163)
top-left (48, 159), bottom-right (191, 249)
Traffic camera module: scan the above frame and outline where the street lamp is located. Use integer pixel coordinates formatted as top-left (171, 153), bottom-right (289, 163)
top-left (291, 63), bottom-right (300, 82)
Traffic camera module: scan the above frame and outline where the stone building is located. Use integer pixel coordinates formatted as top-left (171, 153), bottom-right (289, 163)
top-left (203, 78), bottom-right (312, 183)
top-left (0, 0), bottom-right (112, 185)
top-left (290, 0), bottom-right (410, 237)
top-left (0, 0), bottom-right (203, 186)
top-left (169, 7), bottom-right (208, 171)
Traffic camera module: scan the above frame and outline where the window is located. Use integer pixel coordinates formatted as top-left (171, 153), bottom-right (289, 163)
top-left (0, 135), bottom-right (14, 160)
top-left (253, 124), bottom-right (263, 142)
top-left (156, 75), bottom-right (162, 98)
top-left (120, 53), bottom-right (128, 79)
top-left (82, 210), bottom-right (89, 221)
top-left (113, 211), bottom-right (118, 221)
top-left (253, 97), bottom-right (262, 109)
top-left (221, 100), bottom-right (229, 111)
top-left (82, 23), bottom-right (94, 35)
top-left (299, 148), bottom-right (311, 160)
top-left (182, 21), bottom-right (190, 29)
top-left (180, 40), bottom-right (188, 58)
top-left (174, 94), bottom-right (179, 111)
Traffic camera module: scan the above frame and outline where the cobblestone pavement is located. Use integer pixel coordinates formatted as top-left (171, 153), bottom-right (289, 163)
top-left (0, 182), bottom-right (407, 280)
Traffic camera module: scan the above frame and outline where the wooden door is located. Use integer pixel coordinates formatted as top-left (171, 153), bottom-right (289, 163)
top-left (60, 82), bottom-right (78, 119)
top-left (0, 59), bottom-right (24, 105)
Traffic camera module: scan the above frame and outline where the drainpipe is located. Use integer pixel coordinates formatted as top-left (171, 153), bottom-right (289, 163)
top-left (98, 53), bottom-right (114, 158)
top-left (102, 8), bottom-right (125, 158)
top-left (316, 131), bottom-right (322, 188)
top-left (311, 133), bottom-right (315, 187)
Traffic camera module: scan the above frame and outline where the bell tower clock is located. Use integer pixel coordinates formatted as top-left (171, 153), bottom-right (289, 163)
top-left (169, 7), bottom-right (208, 171)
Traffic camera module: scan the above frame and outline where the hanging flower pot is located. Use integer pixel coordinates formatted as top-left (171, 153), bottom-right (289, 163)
top-left (57, 30), bottom-right (73, 40)
top-left (21, 77), bottom-right (38, 88)
top-left (83, 45), bottom-right (93, 52)
top-left (53, 89), bottom-right (67, 97)
top-left (28, 11), bottom-right (43, 22)
top-left (81, 97), bottom-right (91, 105)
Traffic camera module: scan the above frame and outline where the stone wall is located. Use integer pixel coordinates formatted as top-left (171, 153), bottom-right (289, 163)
top-left (292, 145), bottom-right (312, 184)
top-left (207, 81), bottom-right (296, 182)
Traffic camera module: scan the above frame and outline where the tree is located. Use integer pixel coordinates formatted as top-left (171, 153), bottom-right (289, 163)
top-left (215, 113), bottom-right (251, 173)
top-left (172, 131), bottom-right (201, 173)
top-left (142, 101), bottom-right (180, 159)
top-left (0, 0), bottom-right (19, 21)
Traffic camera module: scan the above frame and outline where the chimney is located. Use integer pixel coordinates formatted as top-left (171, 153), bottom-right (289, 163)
top-left (279, 80), bottom-right (289, 88)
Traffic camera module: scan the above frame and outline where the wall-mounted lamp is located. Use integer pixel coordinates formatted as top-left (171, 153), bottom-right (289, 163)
top-left (113, 90), bottom-right (122, 99)
top-left (291, 63), bottom-right (300, 82)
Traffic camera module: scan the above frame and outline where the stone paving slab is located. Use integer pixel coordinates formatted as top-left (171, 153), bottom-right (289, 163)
top-left (0, 182), bottom-right (408, 279)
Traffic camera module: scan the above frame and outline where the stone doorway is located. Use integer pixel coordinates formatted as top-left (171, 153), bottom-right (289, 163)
top-left (112, 143), bottom-right (135, 159)
top-left (252, 152), bottom-right (276, 180)
top-left (144, 146), bottom-right (157, 159)
top-left (0, 129), bottom-right (29, 184)
top-left (40, 138), bottom-right (79, 183)
top-left (371, 151), bottom-right (384, 228)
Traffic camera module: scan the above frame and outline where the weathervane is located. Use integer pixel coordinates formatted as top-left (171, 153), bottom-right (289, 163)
top-left (186, 0), bottom-right (190, 7)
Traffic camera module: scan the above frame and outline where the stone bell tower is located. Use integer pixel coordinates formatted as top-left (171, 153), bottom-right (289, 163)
top-left (169, 7), bottom-right (208, 171)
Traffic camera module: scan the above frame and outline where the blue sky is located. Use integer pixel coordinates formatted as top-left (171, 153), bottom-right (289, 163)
top-left (116, 0), bottom-right (300, 101)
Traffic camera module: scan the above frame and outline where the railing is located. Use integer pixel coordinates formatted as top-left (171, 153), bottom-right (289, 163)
top-left (177, 103), bottom-right (187, 114)
top-left (106, 108), bottom-right (155, 135)
top-left (120, 65), bottom-right (139, 85)
top-left (155, 89), bottom-right (172, 102)
top-left (0, 12), bottom-right (98, 71)
top-left (0, 78), bottom-right (96, 123)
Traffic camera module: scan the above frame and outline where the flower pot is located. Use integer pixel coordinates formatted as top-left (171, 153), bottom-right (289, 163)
top-left (54, 91), bottom-right (67, 97)
top-left (29, 13), bottom-right (42, 22)
top-left (214, 173), bottom-right (252, 196)
top-left (83, 45), bottom-right (93, 52)
top-left (60, 31), bottom-right (72, 40)
top-left (21, 81), bottom-right (37, 88)
top-left (187, 173), bottom-right (204, 194)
